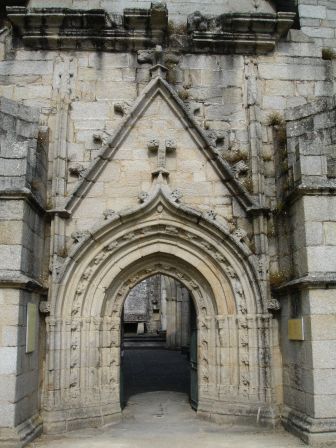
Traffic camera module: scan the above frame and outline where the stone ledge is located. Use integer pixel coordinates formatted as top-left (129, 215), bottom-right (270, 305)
top-left (46, 208), bottom-right (71, 219)
top-left (0, 187), bottom-right (46, 216)
top-left (274, 273), bottom-right (336, 292)
top-left (278, 182), bottom-right (336, 212)
top-left (0, 412), bottom-right (42, 448)
top-left (0, 271), bottom-right (47, 293)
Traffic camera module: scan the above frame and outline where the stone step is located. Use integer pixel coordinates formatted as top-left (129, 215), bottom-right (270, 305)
top-left (123, 335), bottom-right (166, 349)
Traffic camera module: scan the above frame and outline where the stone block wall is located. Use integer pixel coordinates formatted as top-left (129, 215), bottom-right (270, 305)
top-left (0, 97), bottom-right (46, 278)
top-left (0, 0), bottom-right (336, 445)
top-left (0, 97), bottom-right (47, 446)
top-left (275, 97), bottom-right (336, 444)
top-left (299, 0), bottom-right (336, 50)
top-left (124, 280), bottom-right (149, 323)
top-left (286, 95), bottom-right (336, 277)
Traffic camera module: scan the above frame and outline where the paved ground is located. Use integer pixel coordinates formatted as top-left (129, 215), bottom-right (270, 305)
top-left (28, 391), bottom-right (306, 448)
top-left (28, 349), bottom-right (306, 448)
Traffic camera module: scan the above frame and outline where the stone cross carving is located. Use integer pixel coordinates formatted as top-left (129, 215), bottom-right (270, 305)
top-left (148, 138), bottom-right (176, 177)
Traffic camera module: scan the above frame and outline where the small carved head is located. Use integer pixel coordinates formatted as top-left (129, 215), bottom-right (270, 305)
top-left (138, 191), bottom-right (149, 203)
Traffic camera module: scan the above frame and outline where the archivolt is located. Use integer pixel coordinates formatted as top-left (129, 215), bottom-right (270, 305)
top-left (53, 190), bottom-right (264, 320)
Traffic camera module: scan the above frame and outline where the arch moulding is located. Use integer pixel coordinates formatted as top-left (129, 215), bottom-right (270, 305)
top-left (43, 187), bottom-right (276, 433)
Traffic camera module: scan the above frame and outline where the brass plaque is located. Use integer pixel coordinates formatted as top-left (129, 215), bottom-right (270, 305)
top-left (26, 303), bottom-right (37, 353)
top-left (288, 318), bottom-right (304, 341)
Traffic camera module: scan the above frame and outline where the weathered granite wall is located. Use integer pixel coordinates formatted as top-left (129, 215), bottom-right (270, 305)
top-left (273, 96), bottom-right (336, 445)
top-left (299, 0), bottom-right (336, 50)
top-left (0, 0), bottom-right (335, 446)
top-left (0, 97), bottom-right (47, 446)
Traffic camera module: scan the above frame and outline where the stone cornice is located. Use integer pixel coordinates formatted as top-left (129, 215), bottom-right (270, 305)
top-left (0, 187), bottom-right (46, 215)
top-left (7, 6), bottom-right (295, 54)
top-left (0, 271), bottom-right (48, 293)
top-left (277, 181), bottom-right (336, 211)
top-left (274, 273), bottom-right (336, 293)
top-left (7, 5), bottom-right (168, 51)
top-left (186, 12), bottom-right (296, 54)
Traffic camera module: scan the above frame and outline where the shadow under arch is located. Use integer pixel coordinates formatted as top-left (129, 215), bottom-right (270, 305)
top-left (119, 271), bottom-right (198, 407)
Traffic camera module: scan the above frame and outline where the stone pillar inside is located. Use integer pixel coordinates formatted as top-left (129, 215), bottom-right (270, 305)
top-left (163, 277), bottom-right (190, 350)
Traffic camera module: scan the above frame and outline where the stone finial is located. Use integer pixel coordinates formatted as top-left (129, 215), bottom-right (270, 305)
top-left (149, 64), bottom-right (168, 79)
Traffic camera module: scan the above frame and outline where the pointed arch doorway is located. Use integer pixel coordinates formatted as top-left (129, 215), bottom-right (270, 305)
top-left (120, 273), bottom-right (198, 411)
top-left (44, 190), bottom-right (275, 433)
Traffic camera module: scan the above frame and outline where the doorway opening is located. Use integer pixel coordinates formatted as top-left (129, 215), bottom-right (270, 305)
top-left (120, 274), bottom-right (197, 409)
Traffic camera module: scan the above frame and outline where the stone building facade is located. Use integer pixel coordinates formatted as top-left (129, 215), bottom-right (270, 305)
top-left (0, 0), bottom-right (335, 446)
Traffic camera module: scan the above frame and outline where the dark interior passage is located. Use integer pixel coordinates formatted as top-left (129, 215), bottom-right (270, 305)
top-left (121, 274), bottom-right (196, 407)
top-left (122, 348), bottom-right (190, 402)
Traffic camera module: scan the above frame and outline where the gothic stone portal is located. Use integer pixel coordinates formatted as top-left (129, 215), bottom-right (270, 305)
top-left (43, 188), bottom-right (275, 433)
top-left (40, 56), bottom-right (277, 434)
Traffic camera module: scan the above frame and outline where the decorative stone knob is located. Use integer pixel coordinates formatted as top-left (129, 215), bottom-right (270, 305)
top-left (165, 138), bottom-right (176, 152)
top-left (148, 138), bottom-right (160, 151)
